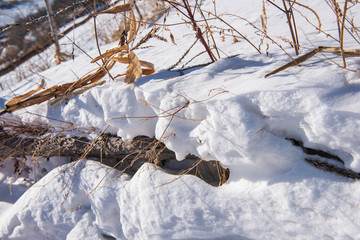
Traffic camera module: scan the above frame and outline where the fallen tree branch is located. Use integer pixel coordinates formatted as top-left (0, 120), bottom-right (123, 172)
top-left (265, 46), bottom-right (360, 78)
top-left (0, 128), bottom-right (229, 186)
top-left (305, 158), bottom-right (360, 179)
top-left (0, 135), bottom-right (171, 162)
top-left (287, 137), bottom-right (360, 180)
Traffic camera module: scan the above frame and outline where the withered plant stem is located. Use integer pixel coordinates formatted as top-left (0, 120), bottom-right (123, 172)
top-left (93, 0), bottom-right (114, 80)
top-left (168, 38), bottom-right (199, 70)
top-left (282, 0), bottom-right (299, 55)
top-left (265, 46), bottom-right (360, 78)
top-left (266, 0), bottom-right (300, 55)
top-left (340, 0), bottom-right (349, 67)
top-left (181, 0), bottom-right (217, 62)
top-left (206, 12), bottom-right (262, 54)
top-left (289, 1), bottom-right (300, 51)
top-left (197, 5), bottom-right (221, 59)
top-left (93, 0), bottom-right (103, 61)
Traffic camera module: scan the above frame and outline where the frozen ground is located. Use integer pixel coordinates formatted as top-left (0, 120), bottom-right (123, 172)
top-left (1, 0), bottom-right (360, 239)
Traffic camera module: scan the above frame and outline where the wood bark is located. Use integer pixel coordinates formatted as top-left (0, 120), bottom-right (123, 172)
top-left (0, 133), bottom-right (229, 186)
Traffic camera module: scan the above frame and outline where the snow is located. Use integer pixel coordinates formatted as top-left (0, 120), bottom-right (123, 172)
top-left (1, 0), bottom-right (360, 239)
top-left (2, 160), bottom-right (360, 239)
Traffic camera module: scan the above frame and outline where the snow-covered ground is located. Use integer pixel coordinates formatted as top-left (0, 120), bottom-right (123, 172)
top-left (1, 0), bottom-right (360, 239)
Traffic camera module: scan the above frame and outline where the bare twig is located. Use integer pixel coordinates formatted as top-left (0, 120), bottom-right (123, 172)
top-left (267, 0), bottom-right (300, 55)
top-left (168, 38), bottom-right (199, 70)
top-left (181, 0), bottom-right (217, 62)
top-left (340, 0), bottom-right (349, 67)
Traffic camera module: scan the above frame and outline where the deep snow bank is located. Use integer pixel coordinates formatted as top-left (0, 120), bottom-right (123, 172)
top-left (11, 54), bottom-right (360, 179)
top-left (1, 0), bottom-right (360, 178)
top-left (1, 160), bottom-right (360, 239)
top-left (1, 0), bottom-right (360, 238)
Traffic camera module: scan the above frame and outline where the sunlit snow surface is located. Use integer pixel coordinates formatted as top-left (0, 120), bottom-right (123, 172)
top-left (1, 0), bottom-right (360, 239)
top-left (2, 160), bottom-right (360, 240)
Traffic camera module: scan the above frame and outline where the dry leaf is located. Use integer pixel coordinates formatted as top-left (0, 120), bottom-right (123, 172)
top-left (128, 9), bottom-right (137, 43)
top-left (110, 57), bottom-right (155, 76)
top-left (1, 60), bottom-right (116, 115)
top-left (97, 4), bottom-right (132, 15)
top-left (140, 61), bottom-right (155, 75)
top-left (5, 79), bottom-right (45, 108)
top-left (169, 32), bottom-right (176, 45)
top-left (260, 15), bottom-right (266, 32)
top-left (109, 57), bottom-right (129, 64)
top-left (91, 45), bottom-right (129, 63)
top-left (142, 68), bottom-right (155, 75)
top-left (124, 51), bottom-right (142, 83)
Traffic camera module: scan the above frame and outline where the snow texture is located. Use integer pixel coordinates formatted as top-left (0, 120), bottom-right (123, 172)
top-left (1, 0), bottom-right (360, 239)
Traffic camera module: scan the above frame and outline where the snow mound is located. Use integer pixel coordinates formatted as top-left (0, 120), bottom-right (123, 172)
top-left (1, 160), bottom-right (360, 240)
top-left (1, 0), bottom-right (360, 238)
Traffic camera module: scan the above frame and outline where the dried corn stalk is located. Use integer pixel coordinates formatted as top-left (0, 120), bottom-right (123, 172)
top-left (90, 2), bottom-right (155, 83)
top-left (0, 1), bottom-right (157, 115)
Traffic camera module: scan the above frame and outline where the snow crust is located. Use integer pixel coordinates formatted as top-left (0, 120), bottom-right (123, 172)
top-left (1, 0), bottom-right (360, 239)
top-left (2, 160), bottom-right (360, 240)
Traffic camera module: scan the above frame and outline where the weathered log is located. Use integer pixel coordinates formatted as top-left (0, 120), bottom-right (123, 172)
top-left (0, 133), bottom-right (229, 186)
top-left (1, 134), bottom-right (172, 162)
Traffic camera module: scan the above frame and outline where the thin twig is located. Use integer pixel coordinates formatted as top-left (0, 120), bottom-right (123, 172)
top-left (340, 0), bottom-right (349, 67)
top-left (282, 0), bottom-right (299, 55)
top-left (182, 0), bottom-right (217, 62)
top-left (168, 38), bottom-right (199, 70)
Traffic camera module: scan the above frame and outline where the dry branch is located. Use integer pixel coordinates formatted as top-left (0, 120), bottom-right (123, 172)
top-left (265, 46), bottom-right (360, 78)
top-left (267, 0), bottom-right (300, 55)
top-left (287, 138), bottom-right (360, 180)
top-left (164, 0), bottom-right (217, 62)
top-left (265, 47), bottom-right (322, 78)
top-left (0, 125), bottom-right (229, 186)
top-left (305, 158), bottom-right (360, 179)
